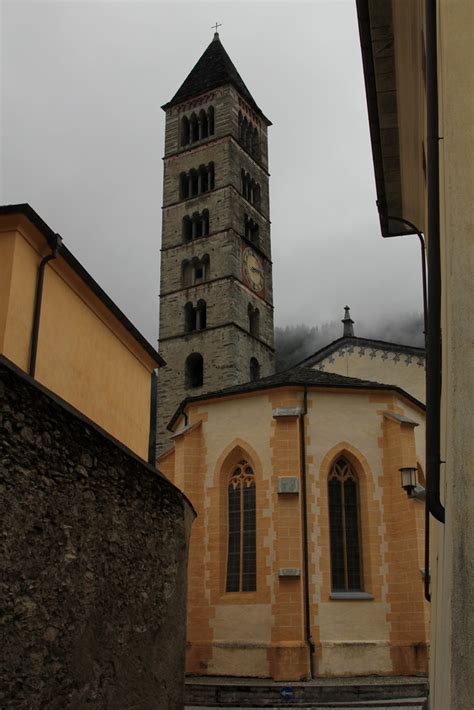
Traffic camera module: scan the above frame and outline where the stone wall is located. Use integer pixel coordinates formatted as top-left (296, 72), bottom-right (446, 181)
top-left (0, 358), bottom-right (194, 710)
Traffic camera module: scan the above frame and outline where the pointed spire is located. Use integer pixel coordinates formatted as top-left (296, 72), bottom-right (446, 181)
top-left (162, 34), bottom-right (271, 125)
top-left (342, 306), bottom-right (355, 337)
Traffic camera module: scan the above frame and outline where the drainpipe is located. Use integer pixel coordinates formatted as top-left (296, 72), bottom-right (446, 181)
top-left (148, 369), bottom-right (158, 466)
top-left (29, 233), bottom-right (62, 377)
top-left (425, 0), bottom-right (445, 525)
top-left (300, 386), bottom-right (316, 678)
top-left (384, 216), bottom-right (431, 602)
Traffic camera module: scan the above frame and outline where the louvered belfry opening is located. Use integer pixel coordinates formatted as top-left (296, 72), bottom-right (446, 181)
top-left (226, 460), bottom-right (257, 592)
top-left (328, 457), bottom-right (362, 592)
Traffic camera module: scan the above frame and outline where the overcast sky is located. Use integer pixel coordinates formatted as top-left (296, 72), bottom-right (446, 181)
top-left (1, 0), bottom-right (423, 346)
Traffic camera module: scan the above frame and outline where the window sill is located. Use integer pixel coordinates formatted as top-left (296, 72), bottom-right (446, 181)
top-left (330, 592), bottom-right (374, 601)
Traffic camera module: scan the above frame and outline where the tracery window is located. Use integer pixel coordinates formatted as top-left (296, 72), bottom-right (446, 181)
top-left (226, 460), bottom-right (257, 592)
top-left (328, 457), bottom-right (362, 592)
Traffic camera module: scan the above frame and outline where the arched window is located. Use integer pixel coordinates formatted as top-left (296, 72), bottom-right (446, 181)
top-left (185, 353), bottom-right (203, 388)
top-left (182, 260), bottom-right (193, 287)
top-left (208, 106), bottom-right (215, 135)
top-left (202, 209), bottom-right (210, 236)
top-left (248, 304), bottom-right (260, 337)
top-left (190, 113), bottom-right (199, 143)
top-left (328, 457), bottom-right (362, 592)
top-left (180, 172), bottom-right (189, 199)
top-left (181, 116), bottom-right (190, 146)
top-left (226, 460), bottom-right (256, 592)
top-left (249, 357), bottom-right (260, 382)
top-left (199, 108), bottom-right (208, 140)
top-left (196, 299), bottom-right (207, 330)
top-left (184, 302), bottom-right (196, 332)
top-left (252, 127), bottom-right (259, 158)
top-left (182, 215), bottom-right (192, 242)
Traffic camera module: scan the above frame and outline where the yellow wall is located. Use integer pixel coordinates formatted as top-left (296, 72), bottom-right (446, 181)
top-left (163, 385), bottom-right (428, 680)
top-left (0, 216), bottom-right (157, 459)
top-left (312, 348), bottom-right (425, 403)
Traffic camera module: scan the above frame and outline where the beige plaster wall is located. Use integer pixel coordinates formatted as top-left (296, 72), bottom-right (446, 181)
top-left (312, 348), bottom-right (425, 403)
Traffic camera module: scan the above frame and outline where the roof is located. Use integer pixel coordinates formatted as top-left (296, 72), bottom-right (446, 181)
top-left (168, 364), bottom-right (425, 430)
top-left (0, 203), bottom-right (165, 367)
top-left (162, 33), bottom-right (271, 125)
top-left (296, 335), bottom-right (425, 369)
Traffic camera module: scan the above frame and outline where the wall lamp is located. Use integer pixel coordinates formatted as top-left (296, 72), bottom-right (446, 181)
top-left (400, 467), bottom-right (418, 497)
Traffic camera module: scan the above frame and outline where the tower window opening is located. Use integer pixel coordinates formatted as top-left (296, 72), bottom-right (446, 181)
top-left (199, 109), bottom-right (209, 140)
top-left (180, 172), bottom-right (189, 199)
top-left (249, 357), bottom-right (260, 382)
top-left (190, 113), bottom-right (199, 143)
top-left (184, 301), bottom-right (197, 332)
top-left (248, 304), bottom-right (260, 338)
top-left (181, 116), bottom-right (190, 147)
top-left (179, 164), bottom-right (215, 201)
top-left (185, 353), bottom-right (203, 388)
top-left (241, 170), bottom-right (260, 208)
top-left (190, 170), bottom-right (199, 197)
top-left (182, 260), bottom-right (193, 287)
top-left (196, 299), bottom-right (207, 330)
top-left (183, 210), bottom-right (209, 242)
top-left (208, 106), bottom-right (215, 135)
top-left (182, 215), bottom-right (193, 242)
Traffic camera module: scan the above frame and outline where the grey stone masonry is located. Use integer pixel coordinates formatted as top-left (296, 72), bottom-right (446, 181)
top-left (157, 56), bottom-right (275, 454)
top-left (0, 358), bottom-right (194, 710)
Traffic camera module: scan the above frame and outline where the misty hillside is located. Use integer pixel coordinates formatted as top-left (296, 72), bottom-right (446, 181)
top-left (275, 313), bottom-right (424, 372)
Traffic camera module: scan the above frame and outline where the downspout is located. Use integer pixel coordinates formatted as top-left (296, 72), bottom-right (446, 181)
top-left (300, 386), bottom-right (316, 678)
top-left (148, 369), bottom-right (158, 466)
top-left (384, 216), bottom-right (431, 602)
top-left (425, 0), bottom-right (445, 525)
top-left (29, 233), bottom-right (62, 377)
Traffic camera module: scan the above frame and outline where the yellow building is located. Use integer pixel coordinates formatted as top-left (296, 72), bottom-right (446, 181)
top-left (356, 1), bottom-right (474, 707)
top-left (0, 203), bottom-right (164, 461)
top-left (160, 334), bottom-right (428, 680)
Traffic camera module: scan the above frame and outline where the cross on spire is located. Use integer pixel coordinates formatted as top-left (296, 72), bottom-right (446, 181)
top-left (211, 22), bottom-right (222, 36)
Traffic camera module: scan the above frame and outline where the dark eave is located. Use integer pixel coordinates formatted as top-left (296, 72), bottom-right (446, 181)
top-left (162, 34), bottom-right (271, 126)
top-left (296, 335), bottom-right (425, 369)
top-left (0, 203), bottom-right (165, 367)
top-left (356, 0), bottom-right (415, 237)
top-left (168, 365), bottom-right (425, 431)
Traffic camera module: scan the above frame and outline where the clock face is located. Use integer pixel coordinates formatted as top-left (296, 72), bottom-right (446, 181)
top-left (242, 247), bottom-right (264, 293)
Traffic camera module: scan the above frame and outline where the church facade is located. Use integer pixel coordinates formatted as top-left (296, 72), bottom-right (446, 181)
top-left (160, 338), bottom-right (428, 680)
top-left (157, 32), bottom-right (275, 453)
top-left (157, 35), bottom-right (429, 681)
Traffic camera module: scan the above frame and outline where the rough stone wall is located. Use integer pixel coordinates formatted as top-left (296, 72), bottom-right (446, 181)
top-left (0, 359), bottom-right (194, 710)
top-left (156, 326), bottom-right (275, 452)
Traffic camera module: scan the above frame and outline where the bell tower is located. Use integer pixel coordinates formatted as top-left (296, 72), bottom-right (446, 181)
top-left (157, 31), bottom-right (275, 451)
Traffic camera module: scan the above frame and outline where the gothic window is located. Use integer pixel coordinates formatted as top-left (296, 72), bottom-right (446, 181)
top-left (328, 458), bottom-right (362, 592)
top-left (248, 304), bottom-right (260, 337)
top-left (185, 353), bottom-right (203, 388)
top-left (181, 116), bottom-right (190, 146)
top-left (249, 357), bottom-right (260, 382)
top-left (226, 460), bottom-right (257, 592)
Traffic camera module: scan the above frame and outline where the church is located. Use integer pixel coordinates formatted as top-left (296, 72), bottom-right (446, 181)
top-left (156, 32), bottom-right (428, 680)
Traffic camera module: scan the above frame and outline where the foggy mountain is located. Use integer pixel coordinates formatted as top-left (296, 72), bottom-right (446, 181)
top-left (275, 312), bottom-right (424, 371)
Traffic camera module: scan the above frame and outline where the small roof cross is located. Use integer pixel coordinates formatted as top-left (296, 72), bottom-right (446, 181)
top-left (211, 22), bottom-right (222, 35)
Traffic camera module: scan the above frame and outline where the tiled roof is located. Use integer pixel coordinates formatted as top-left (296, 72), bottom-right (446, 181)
top-left (168, 365), bottom-right (424, 430)
top-left (162, 34), bottom-right (271, 125)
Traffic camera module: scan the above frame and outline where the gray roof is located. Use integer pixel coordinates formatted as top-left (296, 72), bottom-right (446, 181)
top-left (162, 34), bottom-right (271, 125)
top-left (168, 364), bottom-right (424, 430)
